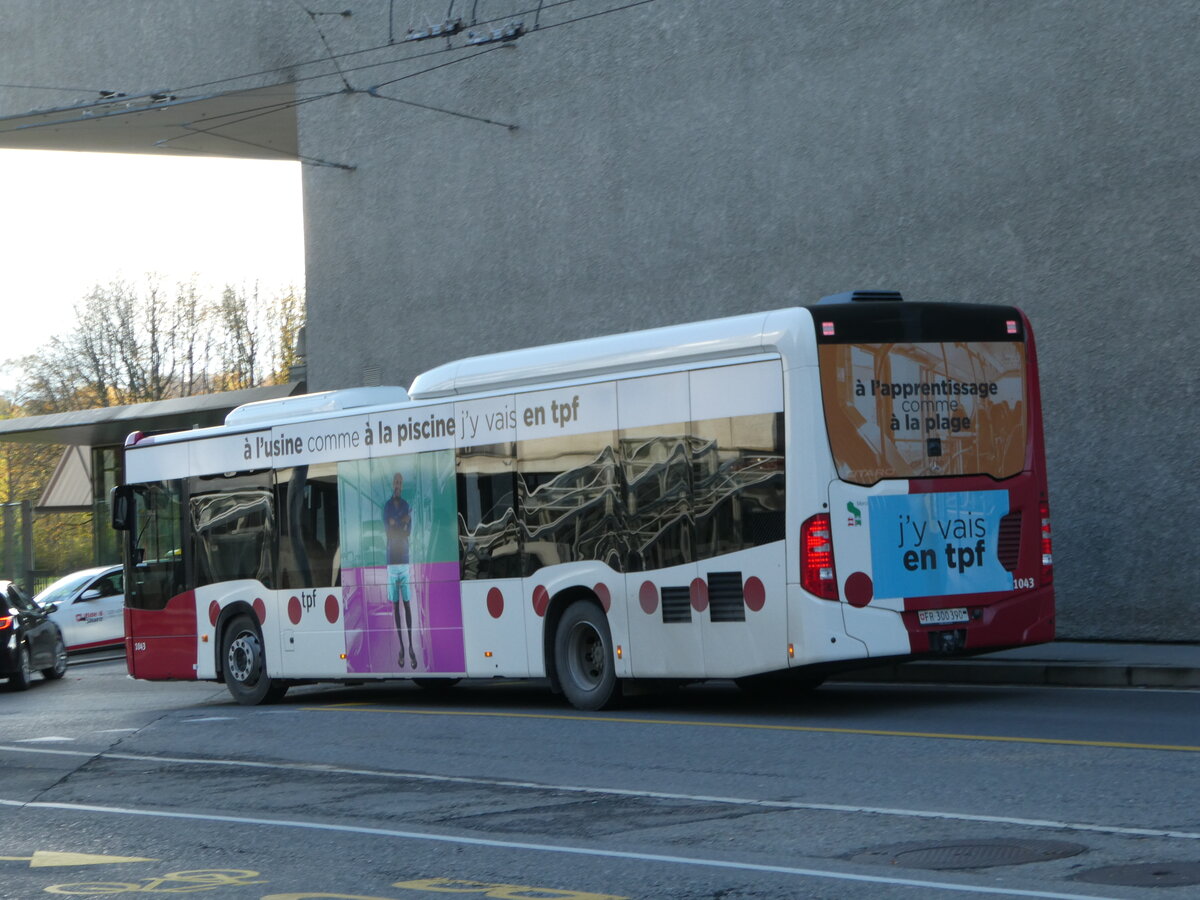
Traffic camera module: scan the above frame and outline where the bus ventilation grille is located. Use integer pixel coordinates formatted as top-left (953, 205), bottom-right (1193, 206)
top-left (708, 571), bottom-right (747, 623)
top-left (661, 586), bottom-right (693, 623)
top-left (997, 510), bottom-right (1023, 572)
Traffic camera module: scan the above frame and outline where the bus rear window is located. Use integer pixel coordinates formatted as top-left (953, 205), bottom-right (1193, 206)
top-left (818, 341), bottom-right (1027, 485)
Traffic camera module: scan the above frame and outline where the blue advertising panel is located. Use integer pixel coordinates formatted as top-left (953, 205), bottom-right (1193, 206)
top-left (868, 490), bottom-right (1011, 598)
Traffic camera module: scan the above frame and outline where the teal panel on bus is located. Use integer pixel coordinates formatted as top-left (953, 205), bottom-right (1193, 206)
top-left (338, 449), bottom-right (464, 675)
top-left (337, 450), bottom-right (458, 567)
top-left (868, 490), bottom-right (1011, 598)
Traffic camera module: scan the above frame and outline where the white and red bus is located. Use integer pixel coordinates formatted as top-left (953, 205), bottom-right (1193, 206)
top-left (112, 292), bottom-right (1054, 709)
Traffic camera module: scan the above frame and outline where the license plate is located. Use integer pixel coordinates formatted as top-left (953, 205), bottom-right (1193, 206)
top-left (918, 607), bottom-right (969, 625)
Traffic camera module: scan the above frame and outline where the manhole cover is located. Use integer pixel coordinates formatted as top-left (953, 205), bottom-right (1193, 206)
top-left (851, 839), bottom-right (1087, 870)
top-left (1074, 863), bottom-right (1200, 888)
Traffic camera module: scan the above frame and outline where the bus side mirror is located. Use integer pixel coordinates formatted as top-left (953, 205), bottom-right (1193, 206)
top-left (111, 485), bottom-right (134, 531)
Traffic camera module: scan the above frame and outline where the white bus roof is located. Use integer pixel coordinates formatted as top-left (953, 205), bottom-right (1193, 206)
top-left (407, 307), bottom-right (811, 399)
top-left (127, 308), bottom-right (812, 448)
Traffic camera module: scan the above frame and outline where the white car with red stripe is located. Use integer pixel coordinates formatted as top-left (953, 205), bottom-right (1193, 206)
top-left (34, 565), bottom-right (125, 652)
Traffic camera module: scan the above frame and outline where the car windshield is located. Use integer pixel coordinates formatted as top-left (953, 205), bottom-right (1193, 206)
top-left (35, 571), bottom-right (101, 606)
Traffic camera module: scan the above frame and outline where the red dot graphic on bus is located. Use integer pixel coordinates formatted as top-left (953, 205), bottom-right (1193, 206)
top-left (287, 596), bottom-right (302, 625)
top-left (594, 583), bottom-right (611, 612)
top-left (325, 594), bottom-right (339, 624)
top-left (532, 585), bottom-right (550, 617)
top-left (487, 587), bottom-right (504, 619)
top-left (253, 598), bottom-right (267, 624)
top-left (844, 572), bottom-right (874, 608)
top-left (639, 581), bottom-right (658, 615)
top-left (690, 578), bottom-right (709, 612)
top-left (743, 577), bottom-right (766, 612)
top-left (208, 601), bottom-right (220, 627)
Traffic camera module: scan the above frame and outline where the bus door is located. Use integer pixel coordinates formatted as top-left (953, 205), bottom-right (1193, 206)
top-left (690, 364), bottom-right (789, 679)
top-left (618, 373), bottom-right (704, 678)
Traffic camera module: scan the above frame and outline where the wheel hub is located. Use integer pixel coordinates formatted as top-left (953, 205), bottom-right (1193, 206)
top-left (227, 633), bottom-right (260, 684)
top-left (570, 624), bottom-right (604, 687)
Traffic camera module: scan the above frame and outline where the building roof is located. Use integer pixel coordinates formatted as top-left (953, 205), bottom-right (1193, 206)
top-left (0, 85), bottom-right (298, 159)
top-left (0, 382), bottom-right (303, 447)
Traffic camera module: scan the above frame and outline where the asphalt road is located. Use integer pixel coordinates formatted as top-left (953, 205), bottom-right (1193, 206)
top-left (1, 658), bottom-right (1198, 899)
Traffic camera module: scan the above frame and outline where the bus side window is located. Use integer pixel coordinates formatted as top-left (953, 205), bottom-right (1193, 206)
top-left (517, 431), bottom-right (626, 575)
top-left (692, 412), bottom-right (786, 559)
top-left (276, 463), bottom-right (341, 589)
top-left (618, 427), bottom-right (694, 572)
top-left (457, 443), bottom-right (521, 580)
top-left (189, 471), bottom-right (276, 589)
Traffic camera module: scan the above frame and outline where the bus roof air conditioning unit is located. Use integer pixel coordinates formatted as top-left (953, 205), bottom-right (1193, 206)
top-left (816, 290), bottom-right (904, 304)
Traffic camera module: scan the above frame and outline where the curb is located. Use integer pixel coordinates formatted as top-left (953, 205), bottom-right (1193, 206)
top-left (830, 662), bottom-right (1200, 689)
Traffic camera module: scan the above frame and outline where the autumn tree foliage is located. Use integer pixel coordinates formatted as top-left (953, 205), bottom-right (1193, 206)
top-left (1, 278), bottom-right (304, 579)
top-left (15, 278), bottom-right (304, 412)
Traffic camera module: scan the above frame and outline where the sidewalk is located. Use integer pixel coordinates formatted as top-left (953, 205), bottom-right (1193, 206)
top-left (829, 641), bottom-right (1200, 688)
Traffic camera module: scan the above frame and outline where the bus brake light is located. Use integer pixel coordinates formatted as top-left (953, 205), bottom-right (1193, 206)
top-left (801, 513), bottom-right (838, 600)
top-left (1040, 500), bottom-right (1053, 586)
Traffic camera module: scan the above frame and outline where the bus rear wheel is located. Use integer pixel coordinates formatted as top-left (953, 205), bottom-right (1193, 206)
top-left (222, 614), bottom-right (288, 706)
top-left (554, 600), bottom-right (619, 710)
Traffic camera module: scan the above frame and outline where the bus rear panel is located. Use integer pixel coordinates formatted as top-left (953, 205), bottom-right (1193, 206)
top-left (813, 301), bottom-right (1053, 660)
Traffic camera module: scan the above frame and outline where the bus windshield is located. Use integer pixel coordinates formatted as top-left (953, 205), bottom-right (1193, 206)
top-left (818, 339), bottom-right (1027, 485)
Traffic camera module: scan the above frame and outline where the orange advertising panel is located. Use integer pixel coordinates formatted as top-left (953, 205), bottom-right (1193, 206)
top-left (818, 341), bottom-right (1027, 485)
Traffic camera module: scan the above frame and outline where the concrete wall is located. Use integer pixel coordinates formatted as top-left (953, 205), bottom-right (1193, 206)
top-left (3, 1), bottom-right (1197, 640)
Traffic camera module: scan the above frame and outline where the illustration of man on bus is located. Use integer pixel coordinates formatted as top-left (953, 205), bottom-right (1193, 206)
top-left (384, 472), bottom-right (418, 669)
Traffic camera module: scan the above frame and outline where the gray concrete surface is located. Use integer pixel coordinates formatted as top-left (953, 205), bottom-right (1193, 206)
top-left (833, 641), bottom-right (1200, 689)
top-left (1, 1), bottom-right (1198, 645)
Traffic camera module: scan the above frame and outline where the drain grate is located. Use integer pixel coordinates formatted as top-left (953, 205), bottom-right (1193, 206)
top-left (851, 838), bottom-right (1087, 870)
top-left (1074, 863), bottom-right (1200, 888)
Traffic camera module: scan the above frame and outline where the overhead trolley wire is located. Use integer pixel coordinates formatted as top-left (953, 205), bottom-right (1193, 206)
top-left (0, 0), bottom-right (660, 154)
top-left (1, 0), bottom-right (656, 114)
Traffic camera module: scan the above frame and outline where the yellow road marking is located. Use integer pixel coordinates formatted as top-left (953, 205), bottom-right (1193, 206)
top-left (301, 704), bottom-right (1200, 753)
top-left (0, 850), bottom-right (157, 867)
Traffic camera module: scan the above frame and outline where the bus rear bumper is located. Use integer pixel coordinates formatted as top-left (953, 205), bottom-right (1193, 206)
top-left (903, 585), bottom-right (1055, 655)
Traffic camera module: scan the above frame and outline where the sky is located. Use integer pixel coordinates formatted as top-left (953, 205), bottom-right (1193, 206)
top-left (0, 149), bottom-right (305, 394)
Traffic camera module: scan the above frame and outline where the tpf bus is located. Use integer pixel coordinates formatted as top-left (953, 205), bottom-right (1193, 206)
top-left (112, 292), bottom-right (1054, 709)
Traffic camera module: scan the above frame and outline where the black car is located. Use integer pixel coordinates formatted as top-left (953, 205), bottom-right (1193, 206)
top-left (1, 580), bottom-right (68, 690)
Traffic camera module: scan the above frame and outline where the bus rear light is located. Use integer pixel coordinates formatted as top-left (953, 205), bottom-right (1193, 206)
top-left (1040, 500), bottom-right (1054, 585)
top-left (801, 513), bottom-right (838, 600)
top-left (0, 616), bottom-right (12, 630)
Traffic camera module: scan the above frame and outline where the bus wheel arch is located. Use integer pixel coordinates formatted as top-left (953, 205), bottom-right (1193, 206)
top-left (545, 588), bottom-right (620, 710)
top-left (217, 608), bottom-right (288, 705)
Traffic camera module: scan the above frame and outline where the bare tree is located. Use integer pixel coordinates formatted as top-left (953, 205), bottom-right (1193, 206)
top-left (12, 278), bottom-right (305, 414)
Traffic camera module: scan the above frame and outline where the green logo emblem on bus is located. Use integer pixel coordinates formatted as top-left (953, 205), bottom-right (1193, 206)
top-left (847, 501), bottom-right (862, 527)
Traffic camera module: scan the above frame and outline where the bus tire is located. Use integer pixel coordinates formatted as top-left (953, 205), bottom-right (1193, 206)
top-left (554, 600), bottom-right (619, 711)
top-left (221, 614), bottom-right (288, 706)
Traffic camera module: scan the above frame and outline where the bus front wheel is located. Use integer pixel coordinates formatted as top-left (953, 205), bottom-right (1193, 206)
top-left (222, 614), bottom-right (288, 706)
top-left (554, 600), bottom-right (619, 710)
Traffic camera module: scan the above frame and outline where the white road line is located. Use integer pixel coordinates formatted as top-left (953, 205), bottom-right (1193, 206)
top-left (0, 797), bottom-right (1123, 900)
top-left (1, 743), bottom-right (1195, 841)
top-left (12, 737), bottom-right (73, 743)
